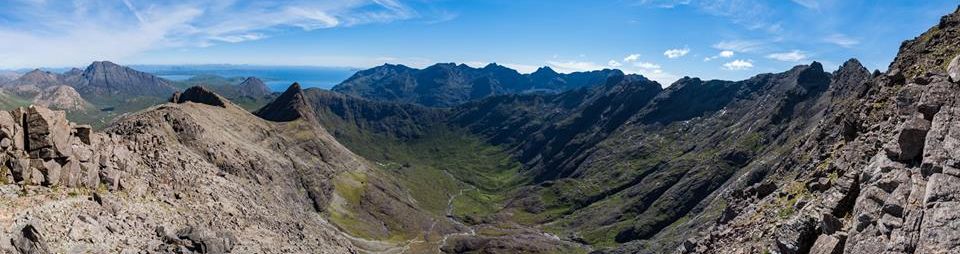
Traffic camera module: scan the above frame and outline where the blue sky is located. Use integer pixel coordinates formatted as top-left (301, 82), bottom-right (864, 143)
top-left (0, 0), bottom-right (956, 85)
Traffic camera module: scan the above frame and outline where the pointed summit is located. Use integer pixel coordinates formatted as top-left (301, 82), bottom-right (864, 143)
top-left (237, 77), bottom-right (271, 98)
top-left (255, 82), bottom-right (313, 122)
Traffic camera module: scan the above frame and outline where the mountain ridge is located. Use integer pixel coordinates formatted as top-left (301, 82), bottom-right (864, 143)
top-left (332, 62), bottom-right (633, 107)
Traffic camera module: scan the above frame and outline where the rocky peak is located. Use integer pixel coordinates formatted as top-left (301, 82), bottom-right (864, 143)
top-left (834, 59), bottom-right (870, 78)
top-left (236, 77), bottom-right (271, 98)
top-left (74, 60), bottom-right (176, 99)
top-left (169, 86), bottom-right (230, 108)
top-left (9, 69), bottom-right (61, 88)
top-left (531, 66), bottom-right (559, 77)
top-left (33, 85), bottom-right (90, 111)
top-left (62, 68), bottom-right (83, 77)
top-left (254, 83), bottom-right (313, 122)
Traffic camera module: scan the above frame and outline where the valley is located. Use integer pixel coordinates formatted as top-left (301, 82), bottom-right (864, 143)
top-left (3, 4), bottom-right (960, 254)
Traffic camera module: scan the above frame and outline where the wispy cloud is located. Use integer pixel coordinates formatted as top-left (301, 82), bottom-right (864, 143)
top-left (791, 0), bottom-right (820, 10)
top-left (663, 48), bottom-right (690, 58)
top-left (823, 34), bottom-right (859, 48)
top-left (723, 59), bottom-right (753, 70)
top-left (0, 0), bottom-right (435, 68)
top-left (713, 40), bottom-right (764, 53)
top-left (623, 54), bottom-right (641, 62)
top-left (637, 0), bottom-right (781, 33)
top-left (766, 50), bottom-right (807, 62)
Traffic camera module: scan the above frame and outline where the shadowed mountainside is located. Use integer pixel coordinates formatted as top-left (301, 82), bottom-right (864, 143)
top-left (332, 63), bottom-right (625, 107)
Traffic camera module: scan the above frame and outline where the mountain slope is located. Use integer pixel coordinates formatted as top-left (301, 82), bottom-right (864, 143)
top-left (332, 63), bottom-right (627, 107)
top-left (670, 7), bottom-right (960, 254)
top-left (69, 61), bottom-right (178, 100)
top-left (266, 85), bottom-right (591, 253)
top-left (0, 92), bottom-right (363, 252)
top-left (0, 86), bottom-right (465, 253)
top-left (32, 85), bottom-right (92, 111)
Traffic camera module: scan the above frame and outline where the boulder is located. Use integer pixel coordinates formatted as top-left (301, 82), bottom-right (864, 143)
top-left (171, 226), bottom-right (237, 253)
top-left (12, 224), bottom-right (49, 254)
top-left (897, 116), bottom-right (931, 161)
top-left (820, 213), bottom-right (842, 235)
top-left (39, 159), bottom-right (61, 186)
top-left (948, 54), bottom-right (960, 82)
top-left (73, 125), bottom-right (92, 145)
top-left (809, 234), bottom-right (843, 254)
top-left (24, 106), bottom-right (73, 159)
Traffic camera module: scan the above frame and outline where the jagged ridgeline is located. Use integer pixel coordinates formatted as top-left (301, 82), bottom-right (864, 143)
top-left (5, 6), bottom-right (960, 254)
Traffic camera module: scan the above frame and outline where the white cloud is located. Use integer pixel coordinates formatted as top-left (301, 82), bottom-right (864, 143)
top-left (766, 50), bottom-right (808, 62)
top-left (704, 50), bottom-right (735, 61)
top-left (713, 40), bottom-right (764, 52)
top-left (502, 63), bottom-right (540, 74)
top-left (823, 34), bottom-right (859, 48)
top-left (608, 60), bottom-right (623, 67)
top-left (545, 58), bottom-right (678, 85)
top-left (723, 59), bottom-right (754, 70)
top-left (623, 54), bottom-right (641, 62)
top-left (663, 48), bottom-right (690, 58)
top-left (0, 0), bottom-right (431, 68)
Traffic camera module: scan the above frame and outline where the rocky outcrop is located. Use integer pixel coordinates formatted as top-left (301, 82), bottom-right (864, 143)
top-left (32, 85), bottom-right (90, 111)
top-left (170, 86), bottom-right (229, 108)
top-left (11, 224), bottom-right (48, 254)
top-left (668, 7), bottom-right (960, 254)
top-left (0, 99), bottom-right (367, 252)
top-left (0, 106), bottom-right (101, 188)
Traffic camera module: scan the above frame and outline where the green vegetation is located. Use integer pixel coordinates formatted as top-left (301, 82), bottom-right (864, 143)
top-left (774, 181), bottom-right (810, 219)
top-left (335, 124), bottom-right (526, 220)
top-left (0, 92), bottom-right (32, 110)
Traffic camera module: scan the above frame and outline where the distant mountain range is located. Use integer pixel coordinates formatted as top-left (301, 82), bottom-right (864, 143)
top-left (332, 63), bottom-right (627, 107)
top-left (0, 61), bottom-right (276, 126)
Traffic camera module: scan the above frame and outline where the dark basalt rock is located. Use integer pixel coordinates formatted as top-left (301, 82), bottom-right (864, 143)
top-left (896, 116), bottom-right (931, 162)
top-left (254, 83), bottom-right (312, 122)
top-left (170, 86), bottom-right (228, 108)
top-left (332, 62), bottom-right (628, 107)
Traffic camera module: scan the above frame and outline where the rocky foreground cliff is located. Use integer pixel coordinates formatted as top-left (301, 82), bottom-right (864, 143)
top-left (0, 87), bottom-right (396, 253)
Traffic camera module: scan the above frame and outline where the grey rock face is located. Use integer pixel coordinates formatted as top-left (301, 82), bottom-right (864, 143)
top-left (809, 234), bottom-right (843, 254)
top-left (896, 116), bottom-right (931, 162)
top-left (1, 101), bottom-right (365, 253)
top-left (12, 224), bottom-right (49, 254)
top-left (948, 54), bottom-right (960, 82)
